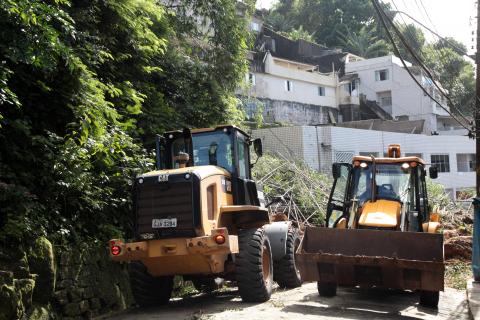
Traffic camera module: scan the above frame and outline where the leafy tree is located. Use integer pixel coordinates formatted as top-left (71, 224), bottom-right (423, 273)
top-left (0, 0), bottom-right (254, 243)
top-left (279, 26), bottom-right (315, 42)
top-left (267, 0), bottom-right (392, 49)
top-left (338, 26), bottom-right (390, 58)
top-left (395, 23), bottom-right (425, 63)
top-left (422, 43), bottom-right (475, 116)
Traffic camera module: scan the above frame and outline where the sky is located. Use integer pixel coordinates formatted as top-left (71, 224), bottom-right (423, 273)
top-left (256, 0), bottom-right (477, 55)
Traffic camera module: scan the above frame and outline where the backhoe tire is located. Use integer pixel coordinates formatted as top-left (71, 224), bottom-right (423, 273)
top-left (317, 281), bottom-right (337, 297)
top-left (192, 278), bottom-right (218, 293)
top-left (273, 228), bottom-right (302, 288)
top-left (235, 228), bottom-right (273, 302)
top-left (419, 290), bottom-right (439, 308)
top-left (129, 261), bottom-right (174, 307)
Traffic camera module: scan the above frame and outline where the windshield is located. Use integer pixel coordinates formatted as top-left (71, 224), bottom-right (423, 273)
top-left (352, 162), bottom-right (412, 203)
top-left (171, 131), bottom-right (234, 172)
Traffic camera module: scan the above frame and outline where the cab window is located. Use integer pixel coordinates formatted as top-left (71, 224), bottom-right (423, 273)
top-left (237, 133), bottom-right (249, 179)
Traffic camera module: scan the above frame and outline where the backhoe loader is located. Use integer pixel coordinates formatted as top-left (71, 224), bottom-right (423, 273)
top-left (109, 125), bottom-right (301, 306)
top-left (296, 144), bottom-right (444, 308)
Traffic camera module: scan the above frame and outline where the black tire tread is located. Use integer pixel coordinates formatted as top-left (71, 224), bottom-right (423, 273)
top-left (419, 290), bottom-right (439, 308)
top-left (129, 261), bottom-right (174, 307)
top-left (317, 281), bottom-right (337, 297)
top-left (273, 228), bottom-right (302, 288)
top-left (235, 228), bottom-right (273, 302)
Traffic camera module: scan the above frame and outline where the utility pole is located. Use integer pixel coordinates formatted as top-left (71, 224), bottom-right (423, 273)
top-left (474, 0), bottom-right (480, 281)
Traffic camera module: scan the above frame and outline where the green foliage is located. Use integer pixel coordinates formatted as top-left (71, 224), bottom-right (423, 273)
top-left (395, 23), bottom-right (425, 63)
top-left (445, 261), bottom-right (472, 290)
top-left (422, 43), bottom-right (475, 116)
top-left (279, 26), bottom-right (315, 42)
top-left (338, 26), bottom-right (390, 58)
top-left (267, 0), bottom-right (392, 51)
top-left (426, 178), bottom-right (451, 210)
top-left (0, 0), bottom-right (253, 243)
top-left (252, 154), bottom-right (331, 225)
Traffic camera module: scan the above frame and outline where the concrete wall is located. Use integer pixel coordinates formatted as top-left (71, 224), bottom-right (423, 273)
top-left (251, 126), bottom-right (304, 163)
top-left (250, 72), bottom-right (336, 107)
top-left (247, 53), bottom-right (337, 106)
top-left (259, 97), bottom-right (338, 125)
top-left (345, 55), bottom-right (451, 133)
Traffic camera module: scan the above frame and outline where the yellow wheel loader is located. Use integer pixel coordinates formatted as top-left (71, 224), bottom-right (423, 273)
top-left (296, 144), bottom-right (444, 308)
top-left (109, 126), bottom-right (301, 306)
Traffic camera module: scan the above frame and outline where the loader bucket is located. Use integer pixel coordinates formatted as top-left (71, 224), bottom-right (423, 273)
top-left (296, 227), bottom-right (444, 291)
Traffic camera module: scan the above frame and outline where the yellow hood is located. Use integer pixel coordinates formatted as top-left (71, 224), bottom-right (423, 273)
top-left (358, 200), bottom-right (401, 228)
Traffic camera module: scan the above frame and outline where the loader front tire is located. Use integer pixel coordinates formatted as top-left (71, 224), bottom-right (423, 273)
top-left (129, 261), bottom-right (174, 307)
top-left (236, 228), bottom-right (273, 302)
top-left (273, 228), bottom-right (302, 288)
top-left (419, 290), bottom-right (439, 308)
top-left (317, 281), bottom-right (337, 297)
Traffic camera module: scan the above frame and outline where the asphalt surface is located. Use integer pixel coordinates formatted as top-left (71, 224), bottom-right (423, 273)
top-left (110, 283), bottom-right (471, 320)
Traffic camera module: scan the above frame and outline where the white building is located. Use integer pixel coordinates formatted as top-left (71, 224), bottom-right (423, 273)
top-left (343, 55), bottom-right (463, 134)
top-left (253, 126), bottom-right (475, 199)
top-left (243, 51), bottom-right (338, 125)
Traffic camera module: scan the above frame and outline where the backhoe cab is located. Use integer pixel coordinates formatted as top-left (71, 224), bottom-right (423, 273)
top-left (109, 125), bottom-right (301, 306)
top-left (296, 144), bottom-right (444, 308)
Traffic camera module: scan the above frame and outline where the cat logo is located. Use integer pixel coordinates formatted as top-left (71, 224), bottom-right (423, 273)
top-left (158, 174), bottom-right (169, 182)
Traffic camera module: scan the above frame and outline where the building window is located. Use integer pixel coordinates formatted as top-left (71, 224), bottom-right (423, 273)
top-left (318, 86), bottom-right (325, 96)
top-left (285, 80), bottom-right (293, 92)
top-left (375, 69), bottom-right (389, 81)
top-left (457, 153), bottom-right (475, 172)
top-left (246, 73), bottom-right (256, 86)
top-left (344, 80), bottom-right (358, 96)
top-left (380, 96), bottom-right (392, 107)
top-left (431, 154), bottom-right (450, 173)
top-left (250, 22), bottom-right (260, 32)
top-left (377, 91), bottom-right (392, 107)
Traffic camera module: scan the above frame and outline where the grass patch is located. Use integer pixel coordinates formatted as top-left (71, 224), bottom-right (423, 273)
top-left (445, 260), bottom-right (472, 290)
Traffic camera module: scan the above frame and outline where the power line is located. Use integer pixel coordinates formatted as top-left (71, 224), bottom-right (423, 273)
top-left (371, 0), bottom-right (472, 133)
top-left (416, 0), bottom-right (439, 34)
top-left (393, 10), bottom-right (470, 56)
top-left (376, 1), bottom-right (472, 127)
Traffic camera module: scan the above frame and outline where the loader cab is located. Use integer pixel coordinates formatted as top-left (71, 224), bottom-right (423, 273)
top-left (160, 125), bottom-right (263, 206)
top-left (326, 154), bottom-right (436, 231)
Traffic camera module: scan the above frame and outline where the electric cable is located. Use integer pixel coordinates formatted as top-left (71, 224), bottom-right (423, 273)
top-left (375, 0), bottom-right (472, 127)
top-left (371, 0), bottom-right (472, 133)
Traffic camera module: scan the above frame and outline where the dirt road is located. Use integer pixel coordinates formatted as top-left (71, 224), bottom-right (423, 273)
top-left (110, 283), bottom-right (470, 320)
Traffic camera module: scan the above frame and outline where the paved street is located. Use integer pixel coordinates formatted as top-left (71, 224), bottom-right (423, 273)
top-left (111, 283), bottom-right (470, 320)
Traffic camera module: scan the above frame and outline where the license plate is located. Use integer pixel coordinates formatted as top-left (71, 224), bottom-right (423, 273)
top-left (152, 218), bottom-right (177, 228)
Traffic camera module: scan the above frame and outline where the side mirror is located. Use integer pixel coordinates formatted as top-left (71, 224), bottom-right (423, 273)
top-left (332, 163), bottom-right (342, 179)
top-left (253, 138), bottom-right (263, 157)
top-left (429, 166), bottom-right (438, 179)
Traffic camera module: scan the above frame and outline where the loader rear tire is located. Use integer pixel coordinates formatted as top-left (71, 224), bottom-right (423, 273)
top-left (192, 278), bottom-right (218, 293)
top-left (317, 281), bottom-right (337, 297)
top-left (419, 290), bottom-right (439, 308)
top-left (129, 261), bottom-right (174, 307)
top-left (273, 228), bottom-right (302, 288)
top-left (236, 228), bottom-right (273, 302)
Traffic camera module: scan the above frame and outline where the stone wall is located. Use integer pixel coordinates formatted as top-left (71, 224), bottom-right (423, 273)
top-left (54, 245), bottom-right (133, 319)
top-left (0, 238), bottom-right (133, 320)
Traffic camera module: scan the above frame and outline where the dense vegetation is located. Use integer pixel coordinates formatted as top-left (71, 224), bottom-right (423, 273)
top-left (0, 0), bottom-right (254, 244)
top-left (267, 0), bottom-right (475, 116)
